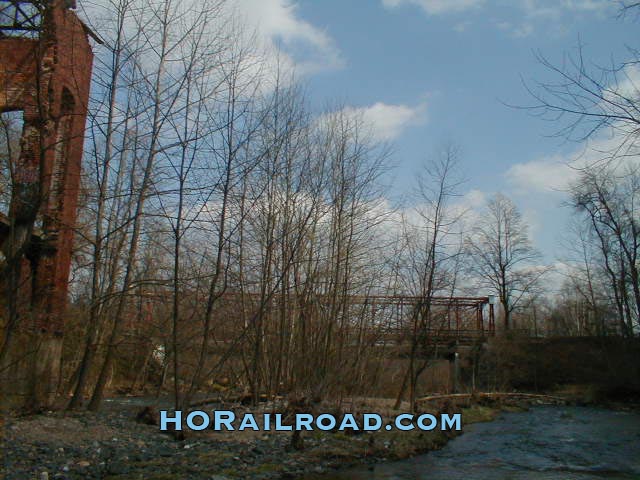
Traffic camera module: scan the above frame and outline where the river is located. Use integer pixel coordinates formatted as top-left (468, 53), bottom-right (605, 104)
top-left (306, 406), bottom-right (640, 479)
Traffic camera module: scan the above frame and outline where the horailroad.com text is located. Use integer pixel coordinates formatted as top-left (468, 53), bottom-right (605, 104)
top-left (160, 410), bottom-right (462, 432)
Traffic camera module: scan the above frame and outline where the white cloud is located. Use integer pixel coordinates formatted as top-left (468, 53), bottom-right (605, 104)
top-left (79, 0), bottom-right (342, 90)
top-left (381, 0), bottom-right (484, 15)
top-left (541, 261), bottom-right (572, 294)
top-left (512, 23), bottom-right (535, 38)
top-left (496, 20), bottom-right (535, 38)
top-left (342, 102), bottom-right (428, 142)
top-left (507, 63), bottom-right (640, 194)
top-left (382, 0), bottom-right (613, 36)
top-left (233, 0), bottom-right (344, 75)
top-left (522, 0), bottom-right (610, 18)
top-left (603, 64), bottom-right (640, 108)
top-left (455, 189), bottom-right (488, 229)
top-left (461, 189), bottom-right (487, 208)
top-left (453, 21), bottom-right (472, 32)
top-left (522, 208), bottom-right (542, 236)
top-left (382, 0), bottom-right (610, 16)
top-left (318, 102), bottom-right (428, 143)
top-left (506, 155), bottom-right (575, 193)
top-left (506, 132), bottom-right (640, 194)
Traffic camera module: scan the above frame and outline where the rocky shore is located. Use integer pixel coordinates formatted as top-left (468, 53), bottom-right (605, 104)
top-left (0, 396), bottom-right (539, 480)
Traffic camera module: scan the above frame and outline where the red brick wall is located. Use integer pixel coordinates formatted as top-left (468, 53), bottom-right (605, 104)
top-left (0, 0), bottom-right (94, 335)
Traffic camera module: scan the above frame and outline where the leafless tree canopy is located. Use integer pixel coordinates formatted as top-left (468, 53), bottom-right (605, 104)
top-left (0, 0), bottom-right (637, 413)
top-left (465, 194), bottom-right (547, 330)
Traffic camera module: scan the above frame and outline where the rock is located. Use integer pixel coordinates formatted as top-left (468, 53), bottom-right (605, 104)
top-left (135, 406), bottom-right (159, 426)
top-left (108, 461), bottom-right (129, 475)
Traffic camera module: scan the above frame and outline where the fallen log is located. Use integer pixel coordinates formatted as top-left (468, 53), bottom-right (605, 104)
top-left (417, 392), bottom-right (566, 403)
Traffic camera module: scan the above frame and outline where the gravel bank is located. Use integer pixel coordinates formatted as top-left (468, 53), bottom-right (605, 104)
top-left (0, 397), bottom-right (498, 479)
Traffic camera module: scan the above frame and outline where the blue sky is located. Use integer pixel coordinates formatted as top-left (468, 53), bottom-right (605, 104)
top-left (239, 0), bottom-right (638, 268)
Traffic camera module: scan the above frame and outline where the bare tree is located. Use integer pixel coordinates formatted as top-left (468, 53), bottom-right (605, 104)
top-left (568, 162), bottom-right (640, 336)
top-left (86, 0), bottom-right (227, 411)
top-left (618, 2), bottom-right (640, 18)
top-left (522, 7), bottom-right (639, 162)
top-left (394, 144), bottom-right (465, 409)
top-left (67, 0), bottom-right (145, 410)
top-left (559, 219), bottom-right (615, 336)
top-left (0, 112), bottom-right (22, 364)
top-left (466, 193), bottom-right (547, 330)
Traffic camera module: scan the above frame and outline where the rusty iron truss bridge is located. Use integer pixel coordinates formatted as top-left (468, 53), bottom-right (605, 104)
top-left (136, 291), bottom-right (497, 347)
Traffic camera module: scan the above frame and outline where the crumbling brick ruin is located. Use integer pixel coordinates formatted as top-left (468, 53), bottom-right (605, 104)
top-left (0, 0), bottom-right (94, 409)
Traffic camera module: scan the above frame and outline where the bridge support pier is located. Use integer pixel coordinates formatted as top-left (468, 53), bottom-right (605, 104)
top-left (450, 352), bottom-right (460, 394)
top-left (0, 0), bottom-right (94, 410)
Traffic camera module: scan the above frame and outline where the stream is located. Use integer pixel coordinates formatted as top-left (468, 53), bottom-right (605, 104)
top-left (307, 406), bottom-right (640, 479)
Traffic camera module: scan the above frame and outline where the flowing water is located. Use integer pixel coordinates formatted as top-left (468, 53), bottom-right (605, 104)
top-left (308, 406), bottom-right (640, 479)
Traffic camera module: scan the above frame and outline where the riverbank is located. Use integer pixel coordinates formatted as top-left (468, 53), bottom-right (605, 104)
top-left (0, 393), bottom-right (579, 480)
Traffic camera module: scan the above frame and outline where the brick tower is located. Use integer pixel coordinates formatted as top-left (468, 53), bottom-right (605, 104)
top-left (0, 0), bottom-right (95, 409)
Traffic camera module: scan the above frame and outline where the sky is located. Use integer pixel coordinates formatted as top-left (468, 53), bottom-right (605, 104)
top-left (233, 0), bottom-right (639, 277)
